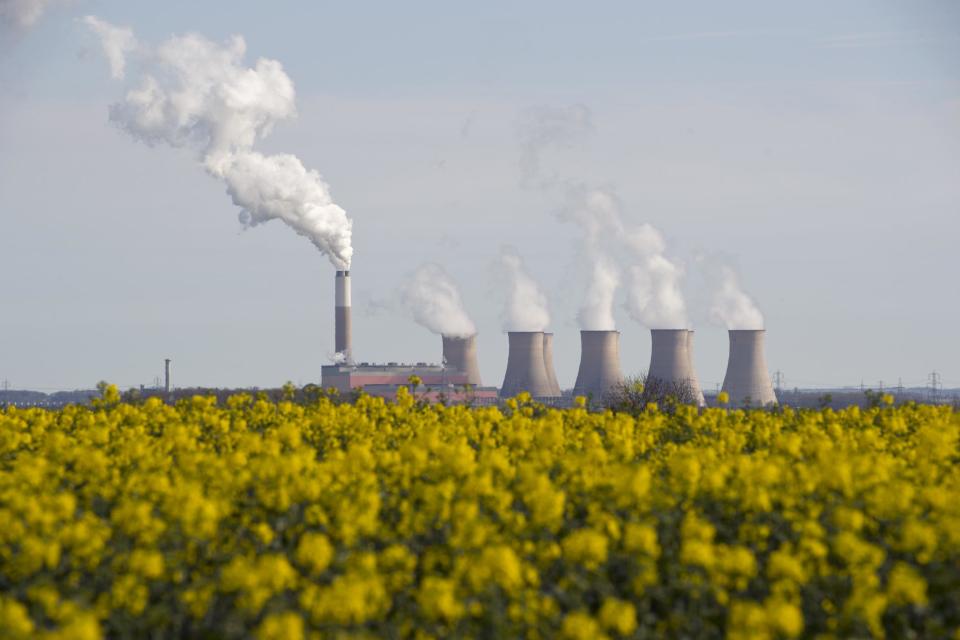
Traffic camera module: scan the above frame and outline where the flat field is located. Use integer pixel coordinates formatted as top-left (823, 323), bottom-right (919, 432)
top-left (1, 389), bottom-right (958, 639)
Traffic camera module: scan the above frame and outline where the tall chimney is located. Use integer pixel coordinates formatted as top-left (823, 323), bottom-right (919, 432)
top-left (500, 331), bottom-right (553, 398)
top-left (647, 329), bottom-right (705, 406)
top-left (542, 333), bottom-right (562, 397)
top-left (572, 330), bottom-right (624, 401)
top-left (442, 334), bottom-right (483, 386)
top-left (164, 358), bottom-right (171, 397)
top-left (335, 270), bottom-right (352, 362)
top-left (721, 329), bottom-right (776, 407)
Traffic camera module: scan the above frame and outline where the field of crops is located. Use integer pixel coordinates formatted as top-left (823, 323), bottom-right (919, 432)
top-left (1, 387), bottom-right (958, 639)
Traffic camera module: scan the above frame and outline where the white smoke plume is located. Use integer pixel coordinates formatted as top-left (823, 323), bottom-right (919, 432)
top-left (709, 264), bottom-right (764, 329)
top-left (81, 16), bottom-right (135, 79)
top-left (401, 264), bottom-right (476, 338)
top-left (622, 223), bottom-right (688, 329)
top-left (559, 185), bottom-right (620, 330)
top-left (497, 247), bottom-right (550, 332)
top-left (517, 104), bottom-right (593, 187)
top-left (84, 19), bottom-right (353, 269)
top-left (578, 257), bottom-right (619, 330)
top-left (561, 184), bottom-right (689, 330)
top-left (1, 0), bottom-right (58, 30)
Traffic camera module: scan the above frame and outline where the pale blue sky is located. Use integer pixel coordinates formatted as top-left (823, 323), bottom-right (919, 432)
top-left (1, 1), bottom-right (958, 391)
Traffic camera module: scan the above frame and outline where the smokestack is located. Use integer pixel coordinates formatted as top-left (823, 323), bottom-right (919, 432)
top-left (647, 329), bottom-right (705, 406)
top-left (442, 334), bottom-right (483, 386)
top-left (542, 333), bottom-right (562, 397)
top-left (721, 329), bottom-right (777, 407)
top-left (164, 358), bottom-right (171, 396)
top-left (573, 330), bottom-right (624, 401)
top-left (500, 331), bottom-right (553, 398)
top-left (335, 270), bottom-right (352, 362)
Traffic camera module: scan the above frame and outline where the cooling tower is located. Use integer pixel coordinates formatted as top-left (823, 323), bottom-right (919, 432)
top-left (442, 334), bottom-right (483, 386)
top-left (647, 329), bottom-right (705, 406)
top-left (686, 331), bottom-right (707, 407)
top-left (335, 270), bottom-right (352, 362)
top-left (721, 329), bottom-right (777, 407)
top-left (572, 330), bottom-right (624, 401)
top-left (500, 331), bottom-right (553, 398)
top-left (542, 333), bottom-right (562, 397)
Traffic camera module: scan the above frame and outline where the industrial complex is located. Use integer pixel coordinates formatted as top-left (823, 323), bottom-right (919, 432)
top-left (319, 271), bottom-right (778, 407)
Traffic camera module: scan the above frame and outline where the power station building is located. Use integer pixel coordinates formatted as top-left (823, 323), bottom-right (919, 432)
top-left (321, 271), bottom-right (780, 408)
top-left (320, 271), bottom-right (497, 402)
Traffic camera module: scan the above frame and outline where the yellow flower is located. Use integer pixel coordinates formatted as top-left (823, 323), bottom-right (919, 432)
top-left (0, 597), bottom-right (35, 638)
top-left (256, 612), bottom-right (304, 640)
top-left (562, 529), bottom-right (609, 570)
top-left (598, 598), bottom-right (637, 636)
top-left (887, 562), bottom-right (928, 606)
top-left (417, 577), bottom-right (463, 621)
top-left (294, 532), bottom-right (334, 576)
top-left (561, 611), bottom-right (607, 640)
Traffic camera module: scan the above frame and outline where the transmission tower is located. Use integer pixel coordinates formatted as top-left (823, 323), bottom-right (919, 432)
top-left (774, 370), bottom-right (784, 394)
top-left (928, 371), bottom-right (941, 403)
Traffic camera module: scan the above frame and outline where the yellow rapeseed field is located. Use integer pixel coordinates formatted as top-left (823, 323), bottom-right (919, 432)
top-left (1, 386), bottom-right (958, 639)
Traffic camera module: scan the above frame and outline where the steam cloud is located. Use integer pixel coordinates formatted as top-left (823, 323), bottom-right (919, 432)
top-left (401, 264), bottom-right (476, 338)
top-left (1, 0), bottom-right (57, 30)
top-left (622, 223), bottom-right (688, 329)
top-left (85, 18), bottom-right (353, 269)
top-left (516, 104), bottom-right (690, 331)
top-left (517, 104), bottom-right (593, 187)
top-left (82, 17), bottom-right (135, 79)
top-left (560, 184), bottom-right (688, 330)
top-left (709, 265), bottom-right (764, 330)
top-left (498, 247), bottom-right (550, 332)
top-left (559, 186), bottom-right (620, 330)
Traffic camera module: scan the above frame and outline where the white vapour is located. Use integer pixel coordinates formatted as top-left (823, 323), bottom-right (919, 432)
top-left (560, 186), bottom-right (620, 330)
top-left (578, 257), bottom-right (619, 330)
top-left (1, 0), bottom-right (56, 30)
top-left (85, 19), bottom-right (353, 269)
top-left (709, 265), bottom-right (764, 329)
top-left (402, 264), bottom-right (476, 338)
top-left (560, 184), bottom-right (688, 330)
top-left (517, 104), bottom-right (593, 187)
top-left (81, 16), bottom-right (135, 79)
top-left (622, 223), bottom-right (688, 329)
top-left (498, 248), bottom-right (550, 332)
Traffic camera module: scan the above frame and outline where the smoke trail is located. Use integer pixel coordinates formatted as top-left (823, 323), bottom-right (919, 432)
top-left (1, 0), bottom-right (57, 30)
top-left (709, 264), bottom-right (764, 329)
top-left (560, 183), bottom-right (689, 330)
top-left (558, 185), bottom-right (620, 330)
top-left (401, 264), bottom-right (476, 338)
top-left (497, 247), bottom-right (550, 332)
top-left (622, 223), bottom-right (688, 329)
top-left (81, 17), bottom-right (135, 79)
top-left (517, 104), bottom-right (593, 187)
top-left (578, 257), bottom-right (619, 330)
top-left (85, 19), bottom-right (353, 269)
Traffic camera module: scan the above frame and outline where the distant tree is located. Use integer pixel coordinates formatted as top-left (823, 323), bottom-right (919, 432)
top-left (605, 373), bottom-right (699, 415)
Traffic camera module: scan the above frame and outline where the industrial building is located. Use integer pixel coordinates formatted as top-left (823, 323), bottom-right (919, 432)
top-left (500, 331), bottom-right (560, 399)
top-left (320, 271), bottom-right (498, 402)
top-left (572, 330), bottom-right (624, 400)
top-left (647, 329), bottom-right (705, 406)
top-left (321, 270), bottom-right (783, 408)
top-left (721, 329), bottom-right (777, 407)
